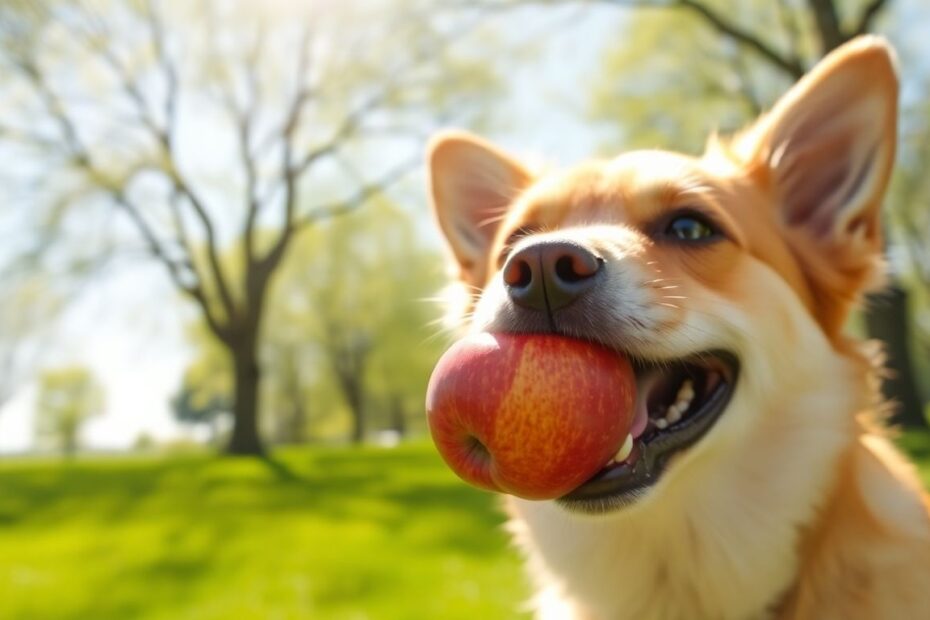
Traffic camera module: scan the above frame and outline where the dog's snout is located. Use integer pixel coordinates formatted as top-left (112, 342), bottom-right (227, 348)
top-left (502, 240), bottom-right (602, 312)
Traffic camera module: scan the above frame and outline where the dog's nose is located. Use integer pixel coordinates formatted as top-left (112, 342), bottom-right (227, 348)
top-left (502, 240), bottom-right (602, 312)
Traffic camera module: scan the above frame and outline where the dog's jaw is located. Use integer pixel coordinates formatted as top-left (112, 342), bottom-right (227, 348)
top-left (505, 265), bottom-right (865, 619)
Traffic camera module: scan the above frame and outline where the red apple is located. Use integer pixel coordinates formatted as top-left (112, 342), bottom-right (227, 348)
top-left (425, 332), bottom-right (636, 500)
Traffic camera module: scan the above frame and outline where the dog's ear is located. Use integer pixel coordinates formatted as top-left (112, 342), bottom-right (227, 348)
top-left (428, 131), bottom-right (532, 287)
top-left (741, 36), bottom-right (898, 334)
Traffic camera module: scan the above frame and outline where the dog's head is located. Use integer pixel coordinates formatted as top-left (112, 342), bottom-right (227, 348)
top-left (427, 37), bottom-right (898, 515)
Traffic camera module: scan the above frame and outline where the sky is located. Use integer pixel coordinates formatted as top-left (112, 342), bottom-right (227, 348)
top-left (0, 3), bottom-right (621, 453)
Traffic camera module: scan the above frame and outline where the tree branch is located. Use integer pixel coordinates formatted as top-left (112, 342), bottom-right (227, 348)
top-left (66, 3), bottom-right (241, 328)
top-left (6, 26), bottom-right (231, 343)
top-left (239, 24), bottom-right (316, 319)
top-left (805, 0), bottom-right (844, 54)
top-left (143, 0), bottom-right (179, 149)
top-left (168, 176), bottom-right (240, 323)
top-left (296, 154), bottom-right (421, 229)
top-left (667, 0), bottom-right (805, 78)
top-left (273, 25), bottom-right (316, 239)
top-left (854, 0), bottom-right (890, 36)
top-left (726, 45), bottom-right (763, 116)
top-left (77, 13), bottom-right (168, 143)
top-left (237, 25), bottom-right (265, 265)
top-left (288, 93), bottom-right (388, 181)
top-left (457, 0), bottom-right (808, 78)
top-left (148, 13), bottom-right (242, 327)
top-left (112, 190), bottom-right (230, 342)
top-left (774, 0), bottom-right (804, 62)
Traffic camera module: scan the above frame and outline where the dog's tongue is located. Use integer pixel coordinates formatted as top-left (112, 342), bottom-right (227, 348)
top-left (630, 371), bottom-right (661, 439)
top-left (631, 400), bottom-right (649, 439)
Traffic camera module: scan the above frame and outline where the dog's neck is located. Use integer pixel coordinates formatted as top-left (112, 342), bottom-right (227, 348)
top-left (773, 428), bottom-right (930, 619)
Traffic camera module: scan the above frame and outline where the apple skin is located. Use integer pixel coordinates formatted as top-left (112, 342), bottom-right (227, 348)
top-left (425, 332), bottom-right (636, 500)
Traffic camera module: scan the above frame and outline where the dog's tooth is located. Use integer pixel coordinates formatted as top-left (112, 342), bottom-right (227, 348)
top-left (676, 379), bottom-right (695, 403)
top-left (666, 380), bottom-right (695, 419)
top-left (614, 434), bottom-right (634, 462)
top-left (655, 418), bottom-right (668, 430)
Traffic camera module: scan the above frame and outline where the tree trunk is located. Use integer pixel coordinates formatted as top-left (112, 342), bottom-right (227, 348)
top-left (346, 383), bottom-right (365, 444)
top-left (281, 347), bottom-right (307, 444)
top-left (63, 432), bottom-right (77, 458)
top-left (327, 332), bottom-right (371, 444)
top-left (865, 284), bottom-right (926, 428)
top-left (389, 395), bottom-right (407, 437)
top-left (226, 341), bottom-right (265, 455)
top-left (292, 400), bottom-right (307, 444)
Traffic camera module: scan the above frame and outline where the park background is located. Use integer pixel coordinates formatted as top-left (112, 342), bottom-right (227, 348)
top-left (1, 0), bottom-right (929, 618)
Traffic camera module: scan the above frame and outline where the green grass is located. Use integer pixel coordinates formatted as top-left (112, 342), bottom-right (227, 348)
top-left (0, 442), bottom-right (530, 620)
top-left (3, 434), bottom-right (930, 620)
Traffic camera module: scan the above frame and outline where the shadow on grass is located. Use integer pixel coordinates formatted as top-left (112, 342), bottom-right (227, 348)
top-left (0, 443), bottom-right (528, 620)
top-left (258, 453), bottom-right (302, 482)
top-left (0, 444), bottom-right (509, 556)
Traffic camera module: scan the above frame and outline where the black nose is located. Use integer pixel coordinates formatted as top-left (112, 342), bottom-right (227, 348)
top-left (502, 240), bottom-right (603, 312)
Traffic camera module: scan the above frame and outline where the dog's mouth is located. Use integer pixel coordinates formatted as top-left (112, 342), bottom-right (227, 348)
top-left (558, 350), bottom-right (739, 514)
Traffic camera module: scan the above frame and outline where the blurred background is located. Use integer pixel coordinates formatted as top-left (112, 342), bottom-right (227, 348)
top-left (0, 0), bottom-right (928, 618)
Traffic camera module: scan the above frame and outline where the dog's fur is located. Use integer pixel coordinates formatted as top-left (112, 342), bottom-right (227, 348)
top-left (427, 36), bottom-right (930, 619)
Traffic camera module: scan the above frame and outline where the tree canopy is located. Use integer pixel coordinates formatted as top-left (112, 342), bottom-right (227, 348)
top-left (35, 364), bottom-right (104, 455)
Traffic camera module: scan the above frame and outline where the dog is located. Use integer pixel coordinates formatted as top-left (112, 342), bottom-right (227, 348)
top-left (426, 36), bottom-right (930, 619)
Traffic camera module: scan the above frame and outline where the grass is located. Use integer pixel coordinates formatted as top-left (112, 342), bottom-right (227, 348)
top-left (2, 433), bottom-right (930, 620)
top-left (0, 442), bottom-right (529, 620)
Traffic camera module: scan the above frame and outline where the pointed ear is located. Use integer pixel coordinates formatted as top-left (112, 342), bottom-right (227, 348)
top-left (428, 131), bottom-right (532, 287)
top-left (742, 36), bottom-right (899, 333)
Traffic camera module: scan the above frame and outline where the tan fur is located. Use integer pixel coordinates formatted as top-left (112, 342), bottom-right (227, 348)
top-left (428, 36), bottom-right (930, 619)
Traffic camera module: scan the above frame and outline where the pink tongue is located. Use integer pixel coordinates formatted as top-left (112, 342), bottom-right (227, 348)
top-left (630, 371), bottom-right (659, 439)
top-left (631, 399), bottom-right (648, 439)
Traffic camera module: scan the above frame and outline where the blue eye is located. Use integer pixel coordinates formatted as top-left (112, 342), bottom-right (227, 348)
top-left (665, 215), bottom-right (718, 242)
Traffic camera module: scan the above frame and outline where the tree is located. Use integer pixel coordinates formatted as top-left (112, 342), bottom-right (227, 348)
top-left (464, 0), bottom-right (927, 426)
top-left (35, 365), bottom-right (104, 456)
top-left (288, 202), bottom-right (448, 443)
top-left (263, 342), bottom-right (312, 445)
top-left (171, 382), bottom-right (231, 446)
top-left (179, 201), bottom-right (448, 444)
top-left (0, 0), bottom-right (495, 454)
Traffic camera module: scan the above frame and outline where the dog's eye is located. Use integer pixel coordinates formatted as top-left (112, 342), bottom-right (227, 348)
top-left (665, 215), bottom-right (719, 242)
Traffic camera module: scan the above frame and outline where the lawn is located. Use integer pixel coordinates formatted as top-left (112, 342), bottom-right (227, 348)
top-left (2, 434), bottom-right (930, 620)
top-left (0, 442), bottom-right (529, 620)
